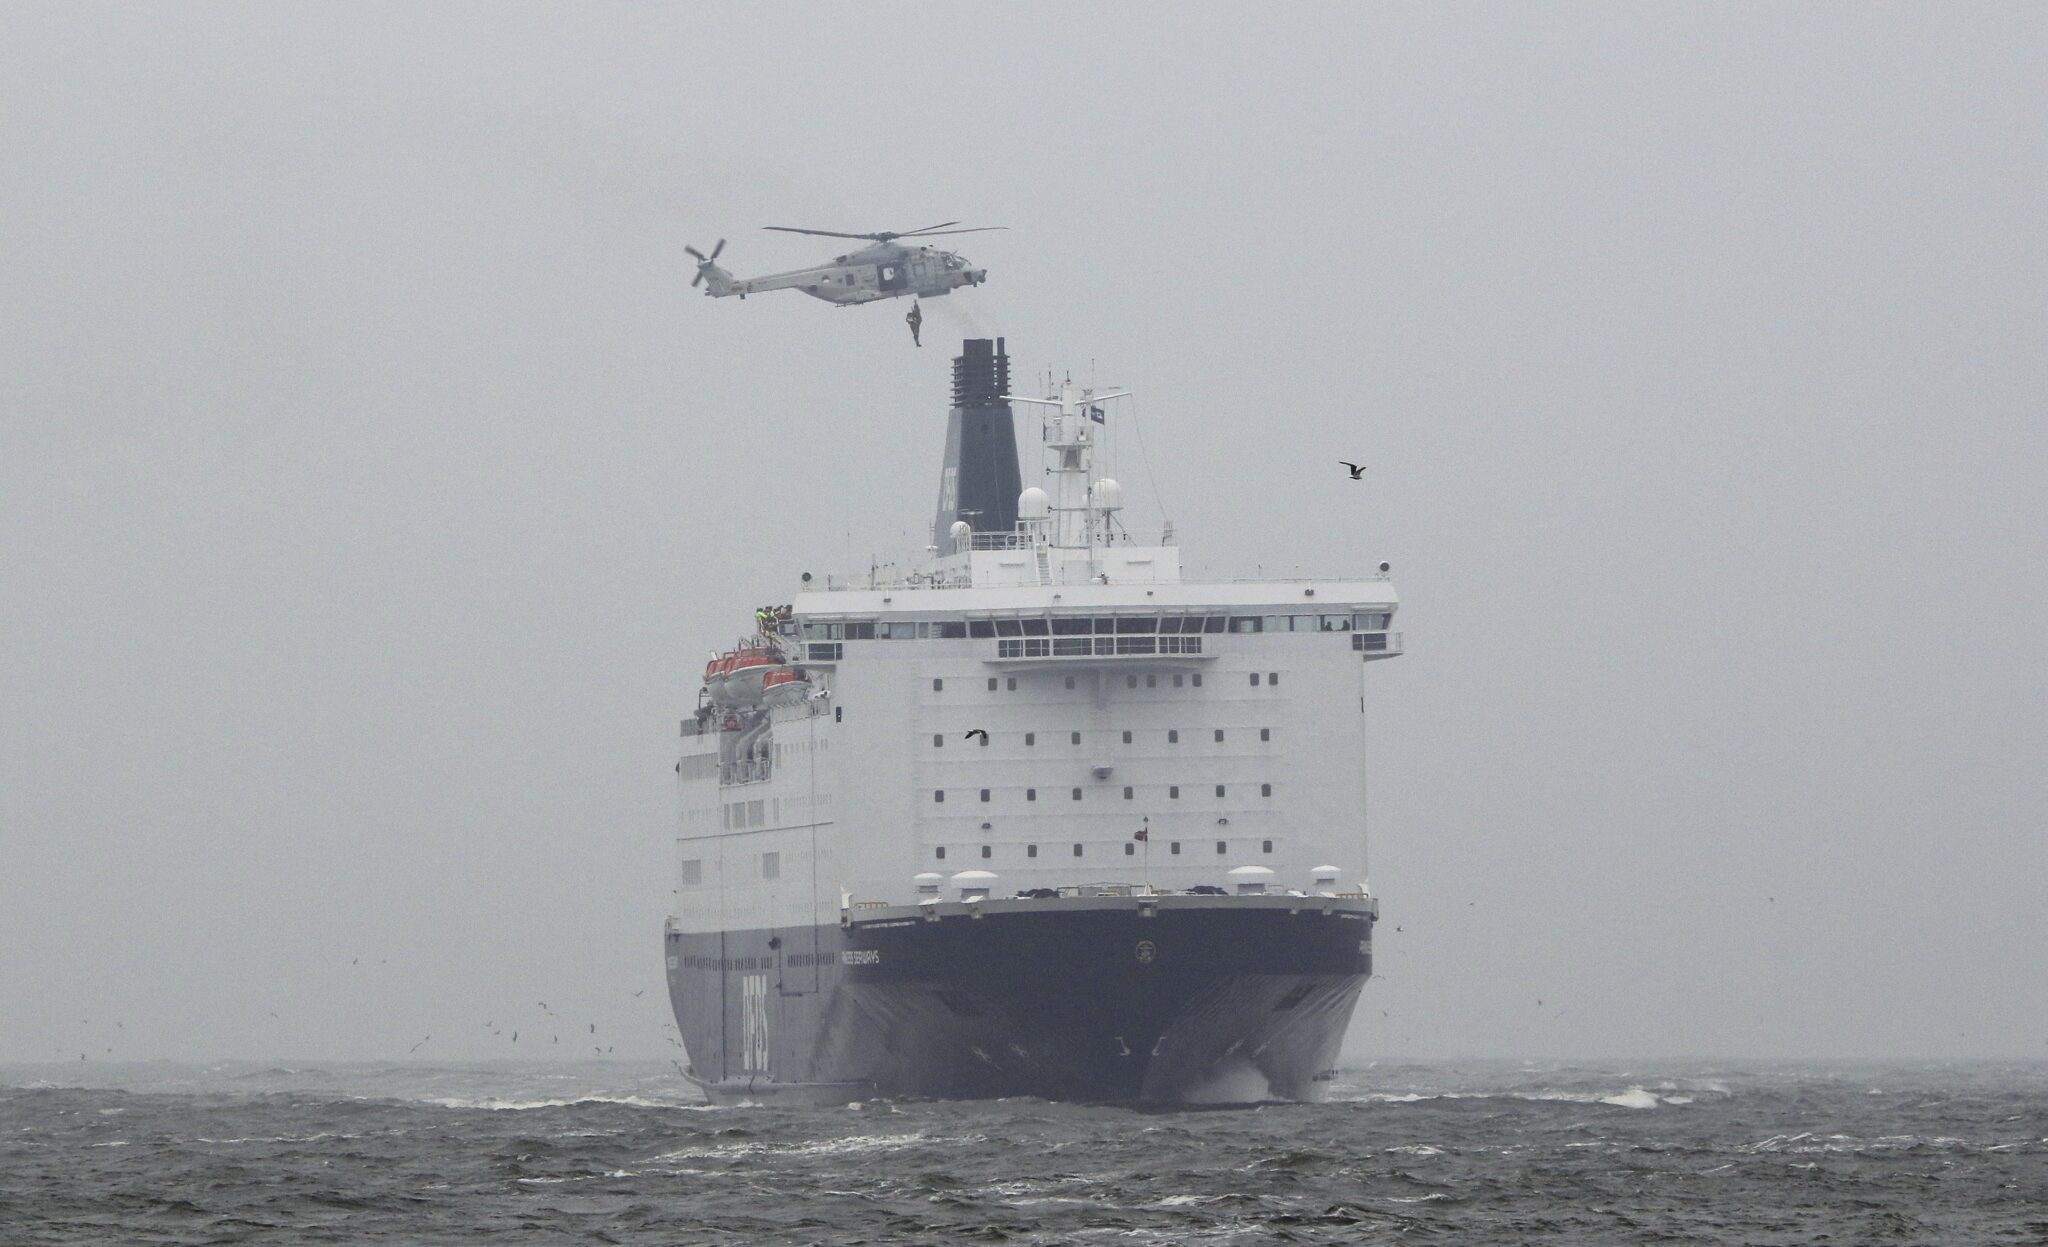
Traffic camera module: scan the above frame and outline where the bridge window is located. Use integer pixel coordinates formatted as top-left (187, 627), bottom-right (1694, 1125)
top-left (1070, 788), bottom-right (1082, 801)
top-left (1215, 785), bottom-right (1226, 797)
top-left (1261, 783), bottom-right (1273, 797)
top-left (1261, 728), bottom-right (1271, 742)
top-left (933, 678), bottom-right (944, 691)
top-left (1170, 841), bottom-right (1181, 855)
top-left (1172, 675), bottom-right (1183, 687)
top-left (1122, 731), bottom-right (1133, 744)
top-left (933, 734), bottom-right (944, 747)
top-left (1025, 733), bottom-right (1036, 746)
top-left (1216, 841), bottom-right (1228, 855)
top-left (1215, 729), bottom-right (1225, 742)
top-left (979, 789), bottom-right (990, 802)
top-left (934, 790), bottom-right (945, 803)
top-left (1268, 672), bottom-right (1280, 686)
top-left (1168, 730), bottom-right (1179, 743)
top-left (1262, 840), bottom-right (1273, 853)
top-left (1124, 843), bottom-right (1136, 856)
top-left (1192, 674), bottom-right (1203, 687)
top-left (981, 845), bottom-right (992, 859)
top-left (1169, 786), bottom-right (1180, 799)
top-left (1007, 677), bottom-right (1017, 690)
top-left (1026, 788), bottom-right (1037, 801)
top-left (987, 678), bottom-right (998, 691)
top-left (1249, 673), bottom-right (1260, 686)
top-left (936, 846), bottom-right (946, 860)
top-left (1073, 843), bottom-right (1084, 857)
top-left (1027, 844), bottom-right (1038, 858)
top-left (1122, 786), bottom-right (1134, 799)
top-left (1070, 732), bottom-right (1081, 745)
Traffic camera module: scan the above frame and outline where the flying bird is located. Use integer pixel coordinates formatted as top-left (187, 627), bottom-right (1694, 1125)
top-left (964, 729), bottom-right (989, 743)
top-left (1340, 461), bottom-right (1368, 479)
top-left (409, 1036), bottom-right (430, 1053)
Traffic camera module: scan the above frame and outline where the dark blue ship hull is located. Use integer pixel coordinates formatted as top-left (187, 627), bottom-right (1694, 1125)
top-left (664, 894), bottom-right (1374, 1104)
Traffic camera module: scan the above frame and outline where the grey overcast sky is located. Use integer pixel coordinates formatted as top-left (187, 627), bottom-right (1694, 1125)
top-left (3, 2), bottom-right (2044, 1064)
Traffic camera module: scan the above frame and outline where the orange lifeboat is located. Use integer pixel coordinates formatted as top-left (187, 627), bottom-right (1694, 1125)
top-left (720, 645), bottom-right (782, 706)
top-left (761, 666), bottom-right (811, 707)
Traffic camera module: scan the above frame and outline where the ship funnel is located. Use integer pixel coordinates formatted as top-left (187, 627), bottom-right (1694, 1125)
top-left (932, 338), bottom-right (1020, 556)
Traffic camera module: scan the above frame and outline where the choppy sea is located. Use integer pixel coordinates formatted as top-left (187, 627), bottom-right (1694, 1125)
top-left (2, 1060), bottom-right (2042, 1244)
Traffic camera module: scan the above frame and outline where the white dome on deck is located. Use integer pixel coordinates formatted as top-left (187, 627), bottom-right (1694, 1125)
top-left (1089, 478), bottom-right (1123, 510)
top-left (1018, 487), bottom-right (1049, 518)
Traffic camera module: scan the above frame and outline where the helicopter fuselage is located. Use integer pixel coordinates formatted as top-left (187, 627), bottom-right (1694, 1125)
top-left (698, 242), bottom-right (984, 305)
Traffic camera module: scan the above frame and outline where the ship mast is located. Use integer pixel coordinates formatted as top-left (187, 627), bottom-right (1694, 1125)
top-left (1003, 379), bottom-right (1128, 578)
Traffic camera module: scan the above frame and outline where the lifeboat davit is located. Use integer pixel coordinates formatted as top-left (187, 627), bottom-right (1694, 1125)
top-left (761, 666), bottom-right (811, 707)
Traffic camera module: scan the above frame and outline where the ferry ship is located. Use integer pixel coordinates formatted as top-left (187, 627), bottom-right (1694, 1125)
top-left (665, 339), bottom-right (1403, 1103)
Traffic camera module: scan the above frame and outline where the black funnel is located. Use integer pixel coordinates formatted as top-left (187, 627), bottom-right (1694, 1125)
top-left (932, 338), bottom-right (1020, 556)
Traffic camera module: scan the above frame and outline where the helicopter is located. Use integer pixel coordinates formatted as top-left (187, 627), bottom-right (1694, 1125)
top-left (687, 222), bottom-right (1003, 306)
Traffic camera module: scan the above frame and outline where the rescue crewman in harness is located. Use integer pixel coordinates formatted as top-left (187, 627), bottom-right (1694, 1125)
top-left (905, 299), bottom-right (922, 347)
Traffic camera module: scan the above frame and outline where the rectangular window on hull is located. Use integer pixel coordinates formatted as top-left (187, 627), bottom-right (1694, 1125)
top-left (680, 859), bottom-right (702, 886)
top-left (760, 852), bottom-right (779, 880)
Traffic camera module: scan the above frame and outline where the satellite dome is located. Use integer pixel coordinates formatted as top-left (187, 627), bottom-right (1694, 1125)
top-left (1090, 478), bottom-right (1123, 510)
top-left (948, 520), bottom-right (972, 539)
top-left (1018, 487), bottom-right (1049, 518)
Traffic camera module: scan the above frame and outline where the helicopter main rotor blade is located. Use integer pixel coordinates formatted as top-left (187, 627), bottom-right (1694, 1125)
top-left (897, 220), bottom-right (960, 236)
top-left (685, 245), bottom-right (706, 260)
top-left (899, 226), bottom-right (1009, 238)
top-left (762, 226), bottom-right (880, 240)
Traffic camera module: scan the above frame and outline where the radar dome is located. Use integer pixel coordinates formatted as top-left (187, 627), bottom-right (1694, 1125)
top-left (1018, 487), bottom-right (1049, 518)
top-left (1089, 478), bottom-right (1124, 510)
top-left (948, 520), bottom-right (972, 540)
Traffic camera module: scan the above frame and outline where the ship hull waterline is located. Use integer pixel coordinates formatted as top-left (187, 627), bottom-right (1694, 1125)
top-left (664, 893), bottom-right (1375, 1105)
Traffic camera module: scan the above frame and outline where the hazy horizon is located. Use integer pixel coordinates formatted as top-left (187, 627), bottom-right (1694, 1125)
top-left (4, 2), bottom-right (2044, 1067)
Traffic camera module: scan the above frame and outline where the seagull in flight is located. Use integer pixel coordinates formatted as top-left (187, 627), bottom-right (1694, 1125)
top-left (1340, 461), bottom-right (1368, 479)
top-left (964, 729), bottom-right (989, 743)
top-left (409, 1036), bottom-right (430, 1053)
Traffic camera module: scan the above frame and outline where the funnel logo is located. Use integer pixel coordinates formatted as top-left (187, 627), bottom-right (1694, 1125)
top-left (1135, 939), bottom-right (1157, 965)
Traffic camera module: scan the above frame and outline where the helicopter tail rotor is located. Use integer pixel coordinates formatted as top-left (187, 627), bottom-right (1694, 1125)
top-left (686, 238), bottom-right (726, 287)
